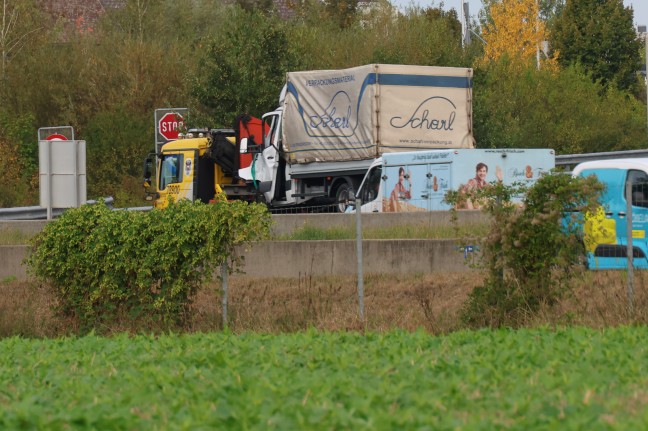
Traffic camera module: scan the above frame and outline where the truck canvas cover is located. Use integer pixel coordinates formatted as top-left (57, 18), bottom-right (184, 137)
top-left (282, 64), bottom-right (474, 164)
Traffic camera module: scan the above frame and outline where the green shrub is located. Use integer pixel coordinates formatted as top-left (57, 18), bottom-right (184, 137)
top-left (445, 172), bottom-right (604, 328)
top-left (26, 200), bottom-right (271, 332)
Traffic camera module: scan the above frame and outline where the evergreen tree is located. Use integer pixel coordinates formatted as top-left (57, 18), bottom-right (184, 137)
top-left (551, 0), bottom-right (641, 91)
top-left (191, 7), bottom-right (303, 126)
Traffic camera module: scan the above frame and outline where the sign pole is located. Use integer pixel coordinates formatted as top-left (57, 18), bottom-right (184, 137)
top-left (47, 140), bottom-right (52, 220)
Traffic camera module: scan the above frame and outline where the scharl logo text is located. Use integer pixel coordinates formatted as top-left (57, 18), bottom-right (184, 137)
top-left (390, 96), bottom-right (456, 131)
top-left (308, 91), bottom-right (354, 135)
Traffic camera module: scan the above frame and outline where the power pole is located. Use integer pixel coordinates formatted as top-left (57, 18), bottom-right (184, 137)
top-left (462, 1), bottom-right (471, 47)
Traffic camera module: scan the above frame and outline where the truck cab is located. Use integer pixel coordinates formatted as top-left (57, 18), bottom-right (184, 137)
top-left (573, 159), bottom-right (648, 269)
top-left (144, 129), bottom-right (246, 208)
top-left (240, 102), bottom-right (365, 212)
top-left (238, 108), bottom-right (288, 205)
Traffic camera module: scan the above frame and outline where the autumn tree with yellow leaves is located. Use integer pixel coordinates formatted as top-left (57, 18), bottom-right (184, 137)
top-left (480, 0), bottom-right (557, 69)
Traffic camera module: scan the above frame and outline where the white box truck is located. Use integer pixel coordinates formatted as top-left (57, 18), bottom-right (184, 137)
top-left (349, 148), bottom-right (555, 213)
top-left (239, 64), bottom-right (475, 212)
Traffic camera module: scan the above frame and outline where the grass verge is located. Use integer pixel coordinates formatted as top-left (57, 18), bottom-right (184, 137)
top-left (2, 270), bottom-right (648, 336)
top-left (279, 222), bottom-right (489, 240)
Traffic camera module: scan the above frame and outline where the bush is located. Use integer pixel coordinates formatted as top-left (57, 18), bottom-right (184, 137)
top-left (26, 200), bottom-right (271, 332)
top-left (445, 172), bottom-right (604, 328)
top-left (83, 109), bottom-right (153, 205)
top-left (0, 112), bottom-right (38, 207)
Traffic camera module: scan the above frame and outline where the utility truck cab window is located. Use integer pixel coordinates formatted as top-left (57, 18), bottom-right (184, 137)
top-left (629, 170), bottom-right (648, 208)
top-left (160, 154), bottom-right (182, 190)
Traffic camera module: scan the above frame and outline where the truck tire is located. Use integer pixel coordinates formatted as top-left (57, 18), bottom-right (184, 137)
top-left (335, 181), bottom-right (353, 213)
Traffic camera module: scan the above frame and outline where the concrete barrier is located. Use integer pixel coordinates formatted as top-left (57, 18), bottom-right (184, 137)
top-left (1, 212), bottom-right (484, 280)
top-left (270, 211), bottom-right (485, 238)
top-left (0, 211), bottom-right (486, 239)
top-left (2, 239), bottom-right (477, 281)
top-left (241, 239), bottom-right (476, 276)
top-left (0, 220), bottom-right (48, 237)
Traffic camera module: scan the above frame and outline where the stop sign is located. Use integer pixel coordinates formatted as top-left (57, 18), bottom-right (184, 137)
top-left (158, 113), bottom-right (184, 141)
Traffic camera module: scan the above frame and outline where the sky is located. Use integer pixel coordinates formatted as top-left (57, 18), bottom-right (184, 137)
top-left (392, 1), bottom-right (648, 29)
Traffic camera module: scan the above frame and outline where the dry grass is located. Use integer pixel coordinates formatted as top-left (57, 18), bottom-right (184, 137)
top-left (2, 270), bottom-right (648, 337)
top-left (0, 228), bottom-right (34, 245)
top-left (532, 270), bottom-right (648, 328)
top-left (0, 280), bottom-right (67, 338)
top-left (188, 272), bottom-right (476, 334)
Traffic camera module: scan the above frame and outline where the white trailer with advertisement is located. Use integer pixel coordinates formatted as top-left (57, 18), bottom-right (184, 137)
top-left (239, 64), bottom-right (475, 212)
top-left (348, 148), bottom-right (556, 213)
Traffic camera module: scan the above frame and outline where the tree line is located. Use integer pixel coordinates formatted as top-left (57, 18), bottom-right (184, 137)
top-left (0, 0), bottom-right (644, 207)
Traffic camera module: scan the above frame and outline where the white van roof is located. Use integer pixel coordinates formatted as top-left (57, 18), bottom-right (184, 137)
top-left (573, 158), bottom-right (648, 176)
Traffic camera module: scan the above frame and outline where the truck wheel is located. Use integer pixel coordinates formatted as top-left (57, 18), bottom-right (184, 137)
top-left (335, 182), bottom-right (352, 213)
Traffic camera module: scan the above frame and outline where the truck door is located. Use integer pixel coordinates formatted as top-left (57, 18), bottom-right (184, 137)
top-left (427, 163), bottom-right (452, 210)
top-left (157, 150), bottom-right (196, 207)
top-left (254, 112), bottom-right (282, 202)
top-left (407, 163), bottom-right (431, 211)
top-left (383, 163), bottom-right (429, 212)
top-left (620, 170), bottom-right (648, 268)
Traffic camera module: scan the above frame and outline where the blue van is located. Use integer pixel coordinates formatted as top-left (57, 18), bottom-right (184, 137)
top-left (573, 159), bottom-right (648, 269)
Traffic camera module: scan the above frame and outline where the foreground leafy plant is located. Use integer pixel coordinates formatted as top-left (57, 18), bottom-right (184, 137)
top-left (1, 328), bottom-right (648, 430)
top-left (445, 171), bottom-right (604, 327)
top-left (26, 200), bottom-right (271, 332)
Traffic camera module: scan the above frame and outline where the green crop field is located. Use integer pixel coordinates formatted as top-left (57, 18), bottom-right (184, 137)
top-left (2, 327), bottom-right (647, 430)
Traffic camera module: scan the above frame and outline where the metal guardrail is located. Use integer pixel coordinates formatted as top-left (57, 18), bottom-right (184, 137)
top-left (0, 206), bottom-right (67, 221)
top-left (0, 197), bottom-right (153, 221)
top-left (556, 149), bottom-right (648, 168)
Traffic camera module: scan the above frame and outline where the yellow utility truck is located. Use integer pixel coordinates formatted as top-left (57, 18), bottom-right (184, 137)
top-left (143, 115), bottom-right (265, 208)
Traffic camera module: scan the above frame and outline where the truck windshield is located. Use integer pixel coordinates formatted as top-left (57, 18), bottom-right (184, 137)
top-left (159, 154), bottom-right (182, 190)
top-left (265, 114), bottom-right (279, 148)
top-left (361, 166), bottom-right (382, 203)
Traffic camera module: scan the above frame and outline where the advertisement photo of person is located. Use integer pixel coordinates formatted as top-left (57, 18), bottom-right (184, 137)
top-left (389, 166), bottom-right (412, 212)
top-left (459, 162), bottom-right (503, 210)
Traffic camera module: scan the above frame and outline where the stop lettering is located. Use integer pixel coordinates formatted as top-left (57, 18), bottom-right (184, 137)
top-left (158, 113), bottom-right (184, 140)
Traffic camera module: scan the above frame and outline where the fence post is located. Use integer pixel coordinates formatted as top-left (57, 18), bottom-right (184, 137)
top-left (355, 198), bottom-right (365, 322)
top-left (221, 261), bottom-right (229, 328)
top-left (625, 179), bottom-right (635, 316)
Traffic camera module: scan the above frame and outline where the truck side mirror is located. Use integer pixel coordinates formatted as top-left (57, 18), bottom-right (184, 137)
top-left (143, 156), bottom-right (153, 185)
top-left (240, 137), bottom-right (263, 154)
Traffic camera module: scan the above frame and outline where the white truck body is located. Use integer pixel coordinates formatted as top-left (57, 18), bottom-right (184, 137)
top-left (350, 148), bottom-right (556, 213)
top-left (239, 64), bottom-right (475, 211)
